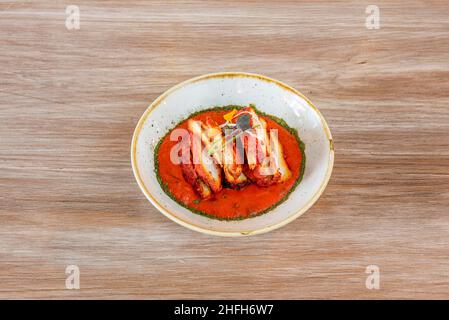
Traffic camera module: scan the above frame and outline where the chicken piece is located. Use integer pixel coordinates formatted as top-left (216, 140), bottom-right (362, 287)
top-left (181, 161), bottom-right (212, 199)
top-left (203, 117), bottom-right (225, 167)
top-left (244, 160), bottom-right (281, 187)
top-left (269, 129), bottom-right (292, 182)
top-left (187, 119), bottom-right (222, 193)
top-left (188, 118), bottom-right (223, 165)
top-left (194, 146), bottom-right (222, 193)
top-left (222, 128), bottom-right (244, 182)
top-left (233, 107), bottom-right (269, 169)
top-left (179, 135), bottom-right (211, 199)
top-left (191, 118), bottom-right (244, 187)
top-left (179, 136), bottom-right (212, 199)
top-left (233, 107), bottom-right (276, 186)
top-left (242, 129), bottom-right (258, 171)
top-left (234, 106), bottom-right (291, 186)
top-left (223, 168), bottom-right (248, 189)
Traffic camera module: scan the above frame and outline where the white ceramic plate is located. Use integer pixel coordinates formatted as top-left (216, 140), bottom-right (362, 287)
top-left (131, 72), bottom-right (334, 236)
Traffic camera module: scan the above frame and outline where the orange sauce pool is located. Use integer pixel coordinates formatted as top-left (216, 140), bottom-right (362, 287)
top-left (156, 109), bottom-right (304, 220)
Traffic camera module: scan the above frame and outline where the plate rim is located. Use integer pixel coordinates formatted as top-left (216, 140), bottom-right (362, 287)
top-left (131, 71), bottom-right (334, 237)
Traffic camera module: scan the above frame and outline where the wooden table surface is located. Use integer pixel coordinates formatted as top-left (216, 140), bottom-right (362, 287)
top-left (1, 0), bottom-right (449, 299)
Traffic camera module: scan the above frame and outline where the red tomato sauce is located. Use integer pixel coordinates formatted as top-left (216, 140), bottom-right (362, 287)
top-left (156, 109), bottom-right (304, 220)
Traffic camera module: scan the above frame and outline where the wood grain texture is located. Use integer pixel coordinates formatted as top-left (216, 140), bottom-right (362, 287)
top-left (1, 0), bottom-right (449, 299)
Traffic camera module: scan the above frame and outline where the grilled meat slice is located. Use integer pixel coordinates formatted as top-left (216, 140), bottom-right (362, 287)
top-left (204, 117), bottom-right (224, 165)
top-left (223, 168), bottom-right (248, 189)
top-left (233, 106), bottom-right (291, 186)
top-left (232, 107), bottom-right (270, 169)
top-left (181, 161), bottom-right (212, 199)
top-left (269, 129), bottom-right (292, 182)
top-left (187, 119), bottom-right (223, 193)
top-left (222, 129), bottom-right (244, 182)
top-left (244, 160), bottom-right (281, 187)
top-left (179, 136), bottom-right (212, 199)
top-left (188, 118), bottom-right (223, 165)
top-left (194, 146), bottom-right (222, 193)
